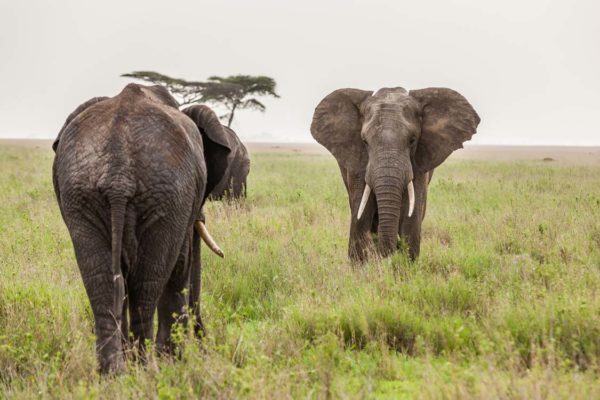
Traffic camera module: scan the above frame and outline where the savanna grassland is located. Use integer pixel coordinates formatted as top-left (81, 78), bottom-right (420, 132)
top-left (1, 144), bottom-right (600, 399)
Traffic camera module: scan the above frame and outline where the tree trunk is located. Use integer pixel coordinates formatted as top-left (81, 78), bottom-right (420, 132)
top-left (227, 103), bottom-right (238, 127)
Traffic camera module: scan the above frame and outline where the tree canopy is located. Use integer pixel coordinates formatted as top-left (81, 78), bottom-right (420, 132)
top-left (201, 75), bottom-right (279, 127)
top-left (120, 71), bottom-right (205, 106)
top-left (121, 71), bottom-right (279, 127)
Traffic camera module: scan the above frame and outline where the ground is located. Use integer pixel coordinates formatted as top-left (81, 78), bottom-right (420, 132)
top-left (1, 142), bottom-right (599, 399)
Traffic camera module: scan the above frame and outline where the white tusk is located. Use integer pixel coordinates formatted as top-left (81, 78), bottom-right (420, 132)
top-left (357, 184), bottom-right (371, 220)
top-left (195, 220), bottom-right (224, 258)
top-left (407, 181), bottom-right (415, 217)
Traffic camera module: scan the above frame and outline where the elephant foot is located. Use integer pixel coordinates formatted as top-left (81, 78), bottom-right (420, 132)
top-left (193, 317), bottom-right (206, 339)
top-left (99, 351), bottom-right (126, 375)
top-left (348, 236), bottom-right (377, 264)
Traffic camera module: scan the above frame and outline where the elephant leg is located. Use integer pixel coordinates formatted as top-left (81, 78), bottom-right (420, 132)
top-left (121, 286), bottom-right (129, 348)
top-left (224, 178), bottom-right (232, 199)
top-left (399, 171), bottom-right (430, 260)
top-left (69, 223), bottom-right (125, 374)
top-left (128, 218), bottom-right (188, 357)
top-left (156, 233), bottom-right (192, 354)
top-left (370, 211), bottom-right (379, 234)
top-left (188, 229), bottom-right (205, 338)
top-left (232, 175), bottom-right (245, 199)
top-left (347, 171), bottom-right (376, 262)
top-left (127, 271), bottom-right (161, 357)
top-left (156, 287), bottom-right (188, 354)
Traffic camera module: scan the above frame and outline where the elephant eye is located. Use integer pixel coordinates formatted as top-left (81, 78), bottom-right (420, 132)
top-left (409, 136), bottom-right (417, 147)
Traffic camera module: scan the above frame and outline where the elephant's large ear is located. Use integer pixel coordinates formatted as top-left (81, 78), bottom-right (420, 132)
top-left (310, 88), bottom-right (372, 172)
top-left (182, 105), bottom-right (232, 199)
top-left (409, 88), bottom-right (480, 173)
top-left (53, 97), bottom-right (109, 152)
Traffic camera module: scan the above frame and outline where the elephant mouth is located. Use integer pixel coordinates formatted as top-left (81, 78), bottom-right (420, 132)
top-left (356, 180), bottom-right (415, 220)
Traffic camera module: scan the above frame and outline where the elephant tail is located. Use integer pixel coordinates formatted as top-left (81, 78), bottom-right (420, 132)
top-left (109, 197), bottom-right (127, 321)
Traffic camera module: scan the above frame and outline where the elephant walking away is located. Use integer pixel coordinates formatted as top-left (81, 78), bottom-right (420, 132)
top-left (52, 84), bottom-right (232, 373)
top-left (311, 87), bottom-right (480, 262)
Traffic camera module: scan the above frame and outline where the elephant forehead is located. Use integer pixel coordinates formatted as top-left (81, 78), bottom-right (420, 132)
top-left (364, 88), bottom-right (416, 110)
top-left (372, 87), bottom-right (410, 98)
top-left (362, 96), bottom-right (419, 121)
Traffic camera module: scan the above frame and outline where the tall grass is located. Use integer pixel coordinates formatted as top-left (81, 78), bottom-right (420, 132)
top-left (1, 145), bottom-right (599, 398)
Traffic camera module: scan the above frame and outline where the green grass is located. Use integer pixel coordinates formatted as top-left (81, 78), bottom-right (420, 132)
top-left (1, 145), bottom-right (600, 398)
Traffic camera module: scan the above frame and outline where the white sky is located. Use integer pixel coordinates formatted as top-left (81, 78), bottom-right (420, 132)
top-left (1, 0), bottom-right (598, 145)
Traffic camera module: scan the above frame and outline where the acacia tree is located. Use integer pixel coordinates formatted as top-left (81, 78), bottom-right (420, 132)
top-left (200, 75), bottom-right (280, 127)
top-left (121, 71), bottom-right (279, 127)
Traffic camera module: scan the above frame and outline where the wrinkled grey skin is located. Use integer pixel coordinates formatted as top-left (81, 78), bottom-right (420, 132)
top-left (207, 122), bottom-right (250, 200)
top-left (52, 84), bottom-right (232, 374)
top-left (311, 87), bottom-right (480, 262)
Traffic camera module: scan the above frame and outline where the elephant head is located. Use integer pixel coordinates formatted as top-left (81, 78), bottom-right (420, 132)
top-left (311, 87), bottom-right (480, 258)
top-left (181, 105), bottom-right (233, 204)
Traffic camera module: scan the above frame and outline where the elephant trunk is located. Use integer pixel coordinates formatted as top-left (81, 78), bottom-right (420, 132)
top-left (371, 156), bottom-right (413, 257)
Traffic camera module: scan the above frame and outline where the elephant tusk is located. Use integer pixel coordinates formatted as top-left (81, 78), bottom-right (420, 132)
top-left (357, 184), bottom-right (371, 220)
top-left (195, 220), bottom-right (224, 258)
top-left (407, 181), bottom-right (415, 217)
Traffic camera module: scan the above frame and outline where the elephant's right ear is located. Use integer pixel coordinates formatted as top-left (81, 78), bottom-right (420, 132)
top-left (310, 89), bottom-right (372, 172)
top-left (53, 97), bottom-right (109, 152)
top-left (182, 105), bottom-right (232, 200)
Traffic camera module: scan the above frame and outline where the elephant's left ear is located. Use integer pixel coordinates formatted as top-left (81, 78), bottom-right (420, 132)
top-left (53, 97), bottom-right (109, 152)
top-left (409, 88), bottom-right (480, 173)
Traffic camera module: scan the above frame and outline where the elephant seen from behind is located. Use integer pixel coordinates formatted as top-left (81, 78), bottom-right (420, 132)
top-left (53, 83), bottom-right (231, 373)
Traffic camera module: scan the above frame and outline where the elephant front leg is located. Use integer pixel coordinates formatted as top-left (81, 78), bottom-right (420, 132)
top-left (188, 229), bottom-right (205, 338)
top-left (400, 219), bottom-right (422, 261)
top-left (349, 220), bottom-right (374, 262)
top-left (347, 172), bottom-right (376, 263)
top-left (121, 289), bottom-right (130, 348)
top-left (399, 171), bottom-right (430, 261)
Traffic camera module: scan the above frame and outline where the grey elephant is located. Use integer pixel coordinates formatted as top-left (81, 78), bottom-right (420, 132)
top-left (311, 87), bottom-right (480, 262)
top-left (206, 120), bottom-right (250, 200)
top-left (52, 83), bottom-right (231, 374)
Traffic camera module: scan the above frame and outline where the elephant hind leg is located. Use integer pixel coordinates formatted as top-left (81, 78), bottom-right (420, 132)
top-left (69, 226), bottom-right (125, 374)
top-left (127, 220), bottom-right (187, 357)
top-left (157, 233), bottom-right (193, 354)
top-left (156, 285), bottom-right (188, 355)
top-left (127, 275), bottom-right (160, 359)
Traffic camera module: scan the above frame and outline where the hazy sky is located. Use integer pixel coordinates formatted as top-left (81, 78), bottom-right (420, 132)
top-left (1, 0), bottom-right (598, 145)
